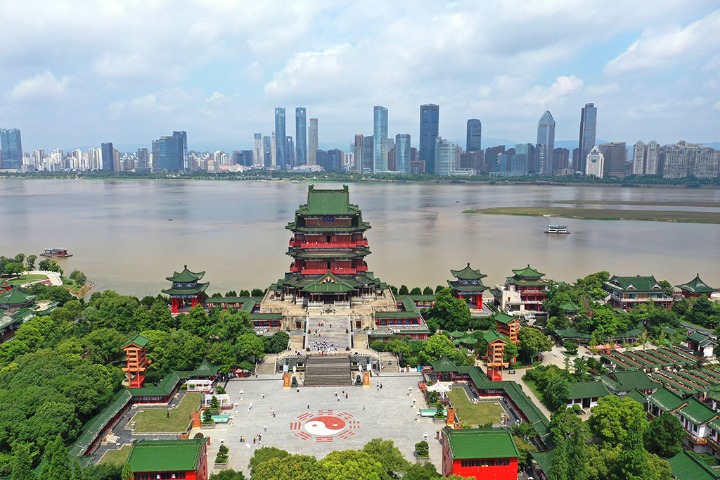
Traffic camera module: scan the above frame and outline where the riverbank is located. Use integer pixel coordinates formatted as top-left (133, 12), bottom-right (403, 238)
top-left (463, 207), bottom-right (720, 224)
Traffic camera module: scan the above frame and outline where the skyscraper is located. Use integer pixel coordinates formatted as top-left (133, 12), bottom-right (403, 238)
top-left (136, 148), bottom-right (150, 169)
top-left (274, 108), bottom-right (286, 169)
top-left (285, 136), bottom-right (295, 168)
top-left (354, 134), bottom-right (364, 172)
top-left (536, 111), bottom-right (555, 175)
top-left (420, 104), bottom-right (439, 173)
top-left (395, 134), bottom-right (411, 173)
top-left (633, 141), bottom-right (646, 175)
top-left (373, 106), bottom-right (388, 172)
top-left (362, 136), bottom-right (374, 173)
top-left (308, 118), bottom-right (318, 165)
top-left (578, 103), bottom-right (597, 173)
top-left (262, 136), bottom-right (272, 167)
top-left (599, 142), bottom-right (627, 178)
top-left (253, 133), bottom-right (263, 166)
top-left (435, 137), bottom-right (456, 176)
top-left (645, 141), bottom-right (659, 175)
top-left (0, 128), bottom-right (23, 169)
top-left (151, 131), bottom-right (187, 172)
top-left (586, 146), bottom-right (604, 178)
top-left (466, 119), bottom-right (482, 152)
top-left (101, 142), bottom-right (115, 171)
top-left (295, 107), bottom-right (307, 166)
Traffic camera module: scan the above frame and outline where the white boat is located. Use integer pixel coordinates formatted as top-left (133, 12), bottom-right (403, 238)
top-left (545, 225), bottom-right (570, 234)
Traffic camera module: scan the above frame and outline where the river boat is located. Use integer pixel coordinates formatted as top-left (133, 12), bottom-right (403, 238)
top-left (41, 248), bottom-right (73, 258)
top-left (545, 225), bottom-right (570, 234)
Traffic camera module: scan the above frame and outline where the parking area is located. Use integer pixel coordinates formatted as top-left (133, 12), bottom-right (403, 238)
top-left (192, 373), bottom-right (444, 476)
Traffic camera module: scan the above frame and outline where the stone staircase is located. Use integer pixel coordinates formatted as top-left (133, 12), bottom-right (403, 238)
top-left (304, 355), bottom-right (352, 386)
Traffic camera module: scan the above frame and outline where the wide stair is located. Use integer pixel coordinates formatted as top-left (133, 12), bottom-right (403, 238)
top-left (304, 355), bottom-right (352, 387)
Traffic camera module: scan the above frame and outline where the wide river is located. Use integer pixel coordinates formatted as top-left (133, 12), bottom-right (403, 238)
top-left (1, 179), bottom-right (719, 298)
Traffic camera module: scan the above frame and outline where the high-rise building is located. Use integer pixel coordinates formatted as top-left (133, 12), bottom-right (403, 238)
top-left (136, 148), bottom-right (150, 169)
top-left (362, 135), bottom-right (374, 173)
top-left (262, 136), bottom-right (272, 167)
top-left (296, 107), bottom-right (307, 166)
top-left (420, 104), bottom-right (439, 173)
top-left (308, 118), bottom-right (318, 165)
top-left (586, 146), bottom-right (604, 178)
top-left (553, 147), bottom-right (570, 174)
top-left (353, 134), bottom-right (364, 172)
top-left (599, 142), bottom-right (627, 178)
top-left (435, 137), bottom-right (456, 176)
top-left (466, 119), bottom-right (482, 152)
top-left (633, 141), bottom-right (646, 175)
top-left (151, 131), bottom-right (187, 172)
top-left (285, 136), bottom-right (295, 168)
top-left (373, 106), bottom-right (388, 172)
top-left (536, 111), bottom-right (555, 175)
top-left (253, 133), bottom-right (263, 166)
top-left (395, 134), bottom-right (411, 174)
top-left (274, 108), bottom-right (286, 169)
top-left (646, 141), bottom-right (659, 175)
top-left (578, 103), bottom-right (597, 173)
top-left (511, 144), bottom-right (531, 176)
top-left (101, 142), bottom-right (115, 171)
top-left (0, 128), bottom-right (23, 169)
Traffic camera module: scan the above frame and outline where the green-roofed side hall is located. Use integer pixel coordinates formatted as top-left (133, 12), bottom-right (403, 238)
top-left (441, 427), bottom-right (519, 479)
top-left (126, 438), bottom-right (208, 480)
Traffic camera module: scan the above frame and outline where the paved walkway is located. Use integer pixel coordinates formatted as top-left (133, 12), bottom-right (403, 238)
top-left (194, 373), bottom-right (443, 477)
top-left (24, 270), bottom-right (63, 286)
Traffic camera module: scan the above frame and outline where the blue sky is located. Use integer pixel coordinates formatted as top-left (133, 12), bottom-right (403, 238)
top-left (1, 0), bottom-right (719, 153)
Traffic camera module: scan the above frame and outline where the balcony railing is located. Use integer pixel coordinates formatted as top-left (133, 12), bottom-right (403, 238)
top-left (289, 238), bottom-right (368, 248)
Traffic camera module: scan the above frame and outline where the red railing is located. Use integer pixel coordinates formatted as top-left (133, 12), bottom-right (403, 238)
top-left (289, 239), bottom-right (368, 249)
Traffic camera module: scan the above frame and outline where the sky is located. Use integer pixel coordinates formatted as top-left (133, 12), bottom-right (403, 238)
top-left (1, 0), bottom-right (719, 153)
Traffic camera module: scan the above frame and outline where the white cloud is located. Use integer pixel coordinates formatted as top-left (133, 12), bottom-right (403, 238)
top-left (8, 71), bottom-right (69, 101)
top-left (605, 10), bottom-right (720, 75)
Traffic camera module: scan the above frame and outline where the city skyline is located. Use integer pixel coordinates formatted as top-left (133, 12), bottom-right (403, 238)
top-left (0, 1), bottom-right (718, 152)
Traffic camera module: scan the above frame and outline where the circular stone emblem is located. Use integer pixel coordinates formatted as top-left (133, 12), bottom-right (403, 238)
top-left (304, 415), bottom-right (347, 436)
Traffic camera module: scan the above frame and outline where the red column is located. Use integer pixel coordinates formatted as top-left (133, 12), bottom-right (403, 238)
top-left (191, 296), bottom-right (199, 307)
top-left (171, 297), bottom-right (179, 314)
top-left (476, 294), bottom-right (482, 307)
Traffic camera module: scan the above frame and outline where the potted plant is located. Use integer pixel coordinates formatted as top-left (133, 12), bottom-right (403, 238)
top-left (215, 444), bottom-right (229, 469)
top-left (414, 440), bottom-right (430, 463)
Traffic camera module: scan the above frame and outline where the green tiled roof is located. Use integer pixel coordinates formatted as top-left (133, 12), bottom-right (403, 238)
top-left (405, 294), bottom-right (435, 302)
top-left (531, 449), bottom-right (555, 475)
top-left (0, 286), bottom-right (35, 306)
top-left (559, 301), bottom-right (581, 313)
top-left (127, 438), bottom-right (207, 473)
top-left (494, 312), bottom-right (519, 325)
top-left (129, 372), bottom-right (181, 397)
top-left (443, 427), bottom-right (519, 459)
top-left (568, 381), bottom-right (611, 400)
top-left (624, 389), bottom-right (648, 405)
top-left (483, 330), bottom-right (508, 344)
top-left (296, 185), bottom-right (359, 215)
top-left (302, 273), bottom-right (355, 293)
top-left (667, 450), bottom-right (720, 480)
top-left (124, 334), bottom-right (150, 348)
top-left (610, 371), bottom-right (659, 392)
top-left (69, 389), bottom-right (133, 457)
top-left (688, 331), bottom-right (714, 347)
top-left (430, 356), bottom-right (459, 373)
top-left (165, 266), bottom-right (205, 283)
top-left (511, 265), bottom-right (544, 279)
top-left (648, 387), bottom-right (687, 412)
top-left (161, 283), bottom-right (209, 296)
top-left (447, 281), bottom-right (487, 293)
top-left (375, 310), bottom-right (422, 319)
top-left (554, 328), bottom-right (592, 340)
top-left (250, 312), bottom-right (283, 320)
top-left (450, 263), bottom-right (487, 281)
top-left (190, 359), bottom-right (220, 377)
top-left (606, 275), bottom-right (663, 292)
top-left (678, 397), bottom-right (717, 425)
top-left (676, 274), bottom-right (717, 295)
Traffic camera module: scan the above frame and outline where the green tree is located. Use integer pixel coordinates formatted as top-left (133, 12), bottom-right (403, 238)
top-left (209, 470), bottom-right (246, 480)
top-left (316, 450), bottom-right (384, 480)
top-left (398, 285), bottom-right (409, 295)
top-left (83, 328), bottom-right (127, 364)
top-left (549, 409), bottom-right (589, 480)
top-left (426, 289), bottom-right (470, 332)
top-left (38, 259), bottom-right (63, 275)
top-left (10, 443), bottom-right (35, 480)
top-left (251, 454), bottom-right (318, 480)
top-left (362, 438), bottom-right (410, 479)
top-left (544, 376), bottom-right (570, 411)
top-left (265, 330), bottom-right (290, 354)
top-left (4, 262), bottom-right (25, 277)
top-left (235, 332), bottom-right (265, 364)
top-left (419, 334), bottom-right (463, 365)
top-left (422, 287), bottom-right (433, 295)
top-left (403, 463), bottom-right (441, 480)
top-left (645, 412), bottom-right (683, 458)
top-left (251, 288), bottom-right (265, 297)
top-left (410, 287), bottom-right (422, 295)
top-left (120, 464), bottom-right (134, 480)
top-left (25, 255), bottom-right (37, 271)
top-left (249, 447), bottom-right (291, 476)
top-left (68, 270), bottom-right (87, 286)
top-left (517, 326), bottom-right (552, 363)
top-left (611, 426), bottom-right (652, 480)
top-left (588, 395), bottom-right (648, 448)
top-left (503, 341), bottom-right (518, 364)
top-left (42, 435), bottom-right (72, 480)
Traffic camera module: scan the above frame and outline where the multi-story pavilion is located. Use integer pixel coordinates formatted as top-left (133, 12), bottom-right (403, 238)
top-left (499, 265), bottom-right (550, 314)
top-left (122, 335), bottom-right (150, 388)
top-left (162, 266), bottom-right (209, 314)
top-left (270, 185), bottom-right (387, 307)
top-left (495, 312), bottom-right (520, 345)
top-left (447, 263), bottom-right (487, 308)
top-left (676, 274), bottom-right (718, 299)
top-left (604, 275), bottom-right (673, 311)
top-left (483, 330), bottom-right (508, 381)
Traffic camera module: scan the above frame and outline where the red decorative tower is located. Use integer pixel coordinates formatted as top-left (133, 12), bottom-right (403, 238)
top-left (271, 185), bottom-right (387, 305)
top-left (483, 330), bottom-right (508, 381)
top-left (447, 263), bottom-right (487, 308)
top-left (162, 265), bottom-right (209, 314)
top-left (123, 334), bottom-right (151, 388)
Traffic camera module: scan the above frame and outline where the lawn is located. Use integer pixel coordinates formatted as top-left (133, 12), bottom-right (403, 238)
top-left (462, 206), bottom-right (720, 224)
top-left (99, 445), bottom-right (131, 465)
top-left (446, 388), bottom-right (504, 427)
top-left (6, 273), bottom-right (48, 285)
top-left (132, 392), bottom-right (201, 433)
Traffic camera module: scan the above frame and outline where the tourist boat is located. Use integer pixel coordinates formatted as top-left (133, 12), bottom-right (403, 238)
top-left (545, 225), bottom-right (570, 234)
top-left (41, 248), bottom-right (73, 258)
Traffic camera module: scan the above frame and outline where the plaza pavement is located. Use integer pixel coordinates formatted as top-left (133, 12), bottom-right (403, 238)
top-left (192, 372), bottom-right (444, 476)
